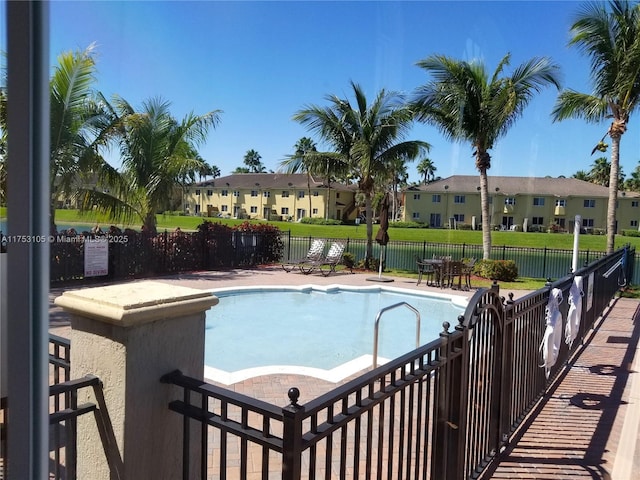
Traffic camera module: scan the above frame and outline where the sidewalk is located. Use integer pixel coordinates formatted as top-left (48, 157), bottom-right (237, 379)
top-left (49, 267), bottom-right (640, 479)
top-left (489, 296), bottom-right (640, 480)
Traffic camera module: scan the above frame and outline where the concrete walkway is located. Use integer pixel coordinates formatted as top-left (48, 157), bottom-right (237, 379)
top-left (48, 266), bottom-right (640, 479)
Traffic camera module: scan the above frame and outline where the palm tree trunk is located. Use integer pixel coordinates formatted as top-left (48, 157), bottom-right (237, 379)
top-left (606, 134), bottom-right (621, 254)
top-left (143, 211), bottom-right (157, 236)
top-left (479, 169), bottom-right (492, 260)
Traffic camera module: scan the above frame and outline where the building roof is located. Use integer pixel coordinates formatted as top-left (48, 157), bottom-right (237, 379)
top-left (190, 173), bottom-right (355, 192)
top-left (409, 175), bottom-right (640, 198)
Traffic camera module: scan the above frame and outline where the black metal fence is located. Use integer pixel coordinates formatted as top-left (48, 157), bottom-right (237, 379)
top-left (47, 228), bottom-right (284, 285)
top-left (162, 245), bottom-right (634, 479)
top-left (3, 228), bottom-right (638, 285)
top-left (0, 335), bottom-right (103, 480)
top-left (283, 236), bottom-right (633, 284)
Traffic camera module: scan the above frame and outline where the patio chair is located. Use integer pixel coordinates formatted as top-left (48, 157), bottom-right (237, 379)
top-left (441, 259), bottom-right (465, 290)
top-left (415, 254), bottom-right (436, 286)
top-left (281, 238), bottom-right (326, 272)
top-left (461, 258), bottom-right (477, 290)
top-left (300, 241), bottom-right (346, 276)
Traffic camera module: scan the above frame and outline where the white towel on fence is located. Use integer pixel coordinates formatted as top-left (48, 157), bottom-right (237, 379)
top-left (540, 288), bottom-right (564, 379)
top-left (564, 276), bottom-right (584, 349)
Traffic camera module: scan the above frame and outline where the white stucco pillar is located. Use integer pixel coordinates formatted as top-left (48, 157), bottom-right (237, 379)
top-left (54, 281), bottom-right (218, 480)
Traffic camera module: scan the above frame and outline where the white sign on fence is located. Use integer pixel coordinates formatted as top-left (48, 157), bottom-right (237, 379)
top-left (84, 238), bottom-right (109, 277)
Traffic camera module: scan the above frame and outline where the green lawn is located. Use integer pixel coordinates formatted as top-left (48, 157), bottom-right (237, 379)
top-left (3, 208), bottom-right (639, 252)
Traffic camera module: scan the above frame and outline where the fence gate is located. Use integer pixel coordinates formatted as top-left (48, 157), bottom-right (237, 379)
top-left (430, 285), bottom-right (508, 480)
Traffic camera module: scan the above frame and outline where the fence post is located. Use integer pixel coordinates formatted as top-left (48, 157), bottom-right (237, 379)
top-left (433, 320), bottom-right (465, 480)
top-left (499, 292), bottom-right (514, 447)
top-left (282, 387), bottom-right (304, 480)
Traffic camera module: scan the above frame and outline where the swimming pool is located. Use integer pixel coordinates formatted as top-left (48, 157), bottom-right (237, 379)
top-left (204, 285), bottom-right (467, 384)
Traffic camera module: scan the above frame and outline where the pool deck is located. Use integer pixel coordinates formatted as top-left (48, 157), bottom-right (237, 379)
top-left (49, 265), bottom-right (640, 479)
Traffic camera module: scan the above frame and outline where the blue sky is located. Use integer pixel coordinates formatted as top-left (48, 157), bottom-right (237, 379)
top-left (45, 1), bottom-right (640, 183)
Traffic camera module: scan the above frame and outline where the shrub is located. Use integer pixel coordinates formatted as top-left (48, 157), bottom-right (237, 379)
top-left (299, 217), bottom-right (343, 225)
top-left (474, 259), bottom-right (518, 282)
top-left (457, 223), bottom-right (473, 230)
top-left (622, 229), bottom-right (640, 237)
top-left (390, 221), bottom-right (429, 229)
top-left (342, 251), bottom-right (356, 268)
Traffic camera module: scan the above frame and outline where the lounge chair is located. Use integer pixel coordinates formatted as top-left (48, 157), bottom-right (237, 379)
top-left (281, 239), bottom-right (326, 272)
top-left (300, 241), bottom-right (346, 276)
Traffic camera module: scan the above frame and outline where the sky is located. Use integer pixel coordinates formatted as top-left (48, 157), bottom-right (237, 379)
top-left (38, 0), bottom-right (640, 183)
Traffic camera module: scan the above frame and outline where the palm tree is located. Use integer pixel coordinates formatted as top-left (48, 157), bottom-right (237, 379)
top-left (552, 0), bottom-right (640, 253)
top-left (413, 53), bottom-right (561, 259)
top-left (624, 163), bottom-right (640, 192)
top-left (573, 170), bottom-right (591, 181)
top-left (83, 96), bottom-right (220, 234)
top-left (589, 157), bottom-right (611, 186)
top-left (416, 157), bottom-right (436, 184)
top-left (49, 44), bottom-right (115, 231)
top-left (280, 137), bottom-right (317, 218)
top-left (294, 81), bottom-right (430, 264)
top-left (243, 149), bottom-right (266, 173)
top-left (386, 157), bottom-right (410, 221)
top-left (210, 164), bottom-right (221, 179)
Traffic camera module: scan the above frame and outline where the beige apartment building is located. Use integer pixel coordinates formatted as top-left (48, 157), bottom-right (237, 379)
top-left (183, 173), bottom-right (358, 221)
top-left (403, 175), bottom-right (640, 234)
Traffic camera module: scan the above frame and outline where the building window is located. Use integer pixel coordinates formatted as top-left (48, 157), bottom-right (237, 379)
top-left (250, 206), bottom-right (257, 213)
top-left (454, 195), bottom-right (465, 204)
top-left (313, 191), bottom-right (319, 196)
top-left (282, 191), bottom-right (290, 198)
top-left (556, 199), bottom-right (566, 207)
top-left (263, 191), bottom-right (270, 198)
top-left (298, 191), bottom-right (305, 199)
top-left (281, 207), bottom-right (289, 215)
top-left (195, 189), bottom-right (200, 195)
top-left (312, 208), bottom-right (318, 215)
top-left (532, 217), bottom-right (544, 225)
top-left (221, 189), bottom-right (228, 196)
top-left (413, 194), bottom-right (421, 200)
top-left (221, 205), bottom-right (228, 212)
top-left (533, 197), bottom-right (544, 206)
top-left (412, 212), bottom-right (420, 219)
top-left (633, 201), bottom-right (639, 207)
top-left (251, 190), bottom-right (258, 197)
top-left (584, 199), bottom-right (595, 208)
top-left (432, 194), bottom-right (441, 203)
top-left (336, 192), bottom-right (341, 199)
top-left (453, 214), bottom-right (465, 222)
top-left (504, 197), bottom-right (516, 205)
top-left (583, 218), bottom-right (595, 227)
top-left (206, 190), bottom-right (212, 196)
top-left (631, 220), bottom-right (638, 227)
top-left (233, 191), bottom-right (239, 197)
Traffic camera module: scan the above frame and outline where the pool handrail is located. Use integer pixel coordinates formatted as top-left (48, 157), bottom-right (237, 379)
top-left (372, 301), bottom-right (421, 368)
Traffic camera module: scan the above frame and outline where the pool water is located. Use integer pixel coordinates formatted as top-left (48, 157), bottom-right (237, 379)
top-left (204, 286), bottom-right (466, 383)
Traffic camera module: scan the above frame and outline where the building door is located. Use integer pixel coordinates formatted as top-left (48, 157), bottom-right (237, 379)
top-left (296, 208), bottom-right (306, 221)
top-left (430, 213), bottom-right (441, 228)
top-left (263, 207), bottom-right (270, 220)
top-left (502, 216), bottom-right (514, 229)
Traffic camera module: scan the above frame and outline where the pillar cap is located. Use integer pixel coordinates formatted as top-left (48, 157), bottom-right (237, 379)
top-left (54, 281), bottom-right (219, 327)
